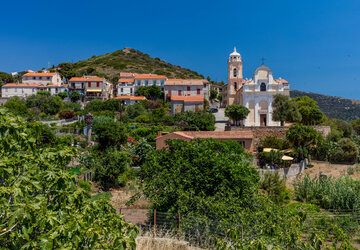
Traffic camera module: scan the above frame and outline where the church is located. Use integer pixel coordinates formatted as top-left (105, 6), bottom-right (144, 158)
top-left (222, 48), bottom-right (290, 127)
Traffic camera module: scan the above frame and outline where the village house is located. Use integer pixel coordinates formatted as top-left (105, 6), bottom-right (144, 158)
top-left (22, 72), bottom-right (62, 86)
top-left (114, 95), bottom-right (146, 106)
top-left (156, 131), bottom-right (254, 151)
top-left (69, 76), bottom-right (112, 101)
top-left (117, 73), bottom-right (167, 96)
top-left (2, 83), bottom-right (68, 98)
top-left (170, 95), bottom-right (204, 114)
top-left (165, 79), bottom-right (210, 100)
top-left (210, 83), bottom-right (223, 94)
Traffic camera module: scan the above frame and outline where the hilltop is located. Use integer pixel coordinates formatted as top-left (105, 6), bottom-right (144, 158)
top-left (290, 90), bottom-right (360, 122)
top-left (65, 47), bottom-right (204, 81)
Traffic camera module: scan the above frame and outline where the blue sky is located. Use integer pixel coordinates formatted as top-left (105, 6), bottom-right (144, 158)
top-left (1, 0), bottom-right (360, 99)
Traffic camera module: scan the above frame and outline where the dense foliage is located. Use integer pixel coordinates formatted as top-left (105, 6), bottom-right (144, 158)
top-left (173, 111), bottom-right (215, 131)
top-left (0, 110), bottom-right (138, 248)
top-left (272, 94), bottom-right (302, 125)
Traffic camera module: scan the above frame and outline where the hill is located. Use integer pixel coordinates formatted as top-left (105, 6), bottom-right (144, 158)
top-left (290, 90), bottom-right (360, 122)
top-left (66, 47), bottom-right (204, 81)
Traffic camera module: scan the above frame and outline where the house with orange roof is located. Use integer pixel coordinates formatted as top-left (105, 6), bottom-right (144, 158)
top-left (156, 130), bottom-right (254, 151)
top-left (170, 95), bottom-right (204, 114)
top-left (165, 79), bottom-right (210, 101)
top-left (68, 76), bottom-right (112, 101)
top-left (22, 71), bottom-right (62, 86)
top-left (2, 83), bottom-right (67, 98)
top-left (114, 95), bottom-right (146, 106)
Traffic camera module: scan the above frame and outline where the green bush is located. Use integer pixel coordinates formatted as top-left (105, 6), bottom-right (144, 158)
top-left (174, 111), bottom-right (215, 131)
top-left (79, 180), bottom-right (92, 192)
top-left (134, 114), bottom-right (151, 123)
top-left (294, 175), bottom-right (360, 210)
top-left (348, 167), bottom-right (355, 175)
top-left (260, 172), bottom-right (291, 204)
top-left (258, 136), bottom-right (289, 151)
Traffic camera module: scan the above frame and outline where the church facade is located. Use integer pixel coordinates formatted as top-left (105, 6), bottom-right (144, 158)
top-left (222, 48), bottom-right (290, 127)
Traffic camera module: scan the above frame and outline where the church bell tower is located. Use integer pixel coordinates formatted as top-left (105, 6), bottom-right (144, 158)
top-left (226, 47), bottom-right (243, 105)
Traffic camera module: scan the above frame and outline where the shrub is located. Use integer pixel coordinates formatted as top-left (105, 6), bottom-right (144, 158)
top-left (348, 167), bottom-right (355, 175)
top-left (260, 172), bottom-right (291, 204)
top-left (134, 114), bottom-right (151, 123)
top-left (328, 138), bottom-right (358, 163)
top-left (294, 175), bottom-right (360, 210)
top-left (174, 111), bottom-right (215, 131)
top-left (79, 180), bottom-right (92, 192)
top-left (258, 136), bottom-right (289, 151)
top-left (59, 109), bottom-right (76, 119)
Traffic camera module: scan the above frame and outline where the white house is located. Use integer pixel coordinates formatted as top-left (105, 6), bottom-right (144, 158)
top-left (1, 83), bottom-right (68, 98)
top-left (114, 95), bottom-right (146, 106)
top-left (117, 73), bottom-right (167, 96)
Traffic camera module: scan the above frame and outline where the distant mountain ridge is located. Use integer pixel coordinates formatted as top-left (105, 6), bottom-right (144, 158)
top-left (69, 47), bottom-right (204, 80)
top-left (290, 90), bottom-right (360, 121)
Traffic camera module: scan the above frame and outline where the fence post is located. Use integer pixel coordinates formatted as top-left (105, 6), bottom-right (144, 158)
top-left (154, 209), bottom-right (157, 237)
top-left (178, 212), bottom-right (181, 240)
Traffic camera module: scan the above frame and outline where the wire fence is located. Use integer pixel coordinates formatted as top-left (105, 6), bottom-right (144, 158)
top-left (120, 208), bottom-right (360, 248)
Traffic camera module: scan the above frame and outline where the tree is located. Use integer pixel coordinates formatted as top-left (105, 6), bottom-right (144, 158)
top-left (328, 138), bottom-right (359, 163)
top-left (272, 94), bottom-right (301, 125)
top-left (0, 110), bottom-right (138, 248)
top-left (260, 172), bottom-right (290, 204)
top-left (58, 62), bottom-right (76, 80)
top-left (135, 86), bottom-right (162, 100)
top-left (210, 89), bottom-right (218, 102)
top-left (70, 91), bottom-right (81, 103)
top-left (225, 104), bottom-right (250, 125)
top-left (134, 86), bottom-right (148, 97)
top-left (92, 116), bottom-right (128, 150)
top-left (350, 118), bottom-right (360, 135)
top-left (286, 124), bottom-right (322, 159)
top-left (139, 138), bottom-right (259, 213)
top-left (174, 111), bottom-right (215, 131)
top-left (2, 100), bottom-right (29, 116)
top-left (290, 96), bottom-right (325, 125)
top-left (0, 71), bottom-right (15, 85)
top-left (57, 91), bottom-right (68, 100)
top-left (91, 149), bottom-right (132, 190)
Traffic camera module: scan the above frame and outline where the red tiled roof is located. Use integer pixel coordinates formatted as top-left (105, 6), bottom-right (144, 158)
top-left (275, 78), bottom-right (289, 84)
top-left (69, 77), bottom-right (88, 82)
top-left (118, 79), bottom-right (135, 83)
top-left (134, 74), bottom-right (167, 79)
top-left (173, 131), bottom-right (253, 139)
top-left (166, 79), bottom-right (207, 86)
top-left (114, 95), bottom-right (146, 100)
top-left (23, 72), bottom-right (55, 77)
top-left (170, 95), bottom-right (204, 102)
top-left (2, 83), bottom-right (42, 88)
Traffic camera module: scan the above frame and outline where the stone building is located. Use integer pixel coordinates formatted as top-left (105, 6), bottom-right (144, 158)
top-left (222, 48), bottom-right (290, 126)
top-left (170, 95), bottom-right (204, 114)
top-left (22, 72), bottom-right (62, 86)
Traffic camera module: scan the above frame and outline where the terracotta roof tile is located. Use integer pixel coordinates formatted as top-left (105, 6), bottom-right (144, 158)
top-left (134, 74), bottom-right (167, 79)
top-left (114, 95), bottom-right (146, 100)
top-left (120, 72), bottom-right (134, 78)
top-left (118, 79), bottom-right (135, 83)
top-left (2, 83), bottom-right (42, 88)
top-left (165, 79), bottom-right (207, 86)
top-left (172, 131), bottom-right (253, 139)
top-left (69, 77), bottom-right (88, 81)
top-left (23, 72), bottom-right (55, 77)
top-left (170, 95), bottom-right (204, 102)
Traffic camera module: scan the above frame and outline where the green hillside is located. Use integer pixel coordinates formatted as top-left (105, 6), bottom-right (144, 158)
top-left (65, 47), bottom-right (204, 81)
top-left (290, 90), bottom-right (360, 122)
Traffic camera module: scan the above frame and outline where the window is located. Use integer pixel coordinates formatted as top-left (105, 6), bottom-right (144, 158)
top-left (33, 77), bottom-right (36, 80)
top-left (137, 80), bottom-right (141, 86)
top-left (197, 89), bottom-right (200, 95)
top-left (39, 77), bottom-right (42, 80)
top-left (260, 82), bottom-right (266, 92)
top-left (96, 82), bottom-right (100, 87)
top-left (5, 88), bottom-right (8, 92)
top-left (233, 68), bottom-right (237, 77)
top-left (145, 80), bottom-right (148, 86)
top-left (47, 77), bottom-right (50, 80)
top-left (234, 82), bottom-right (237, 91)
top-left (32, 88), bottom-right (35, 93)
top-left (121, 88), bottom-right (123, 93)
top-left (55, 88), bottom-right (58, 93)
top-left (152, 80), bottom-right (156, 85)
top-left (187, 86), bottom-right (190, 91)
top-left (178, 90), bottom-right (182, 96)
top-left (88, 82), bottom-right (91, 88)
top-left (25, 77), bottom-right (28, 80)
top-left (161, 80), bottom-right (164, 86)
top-left (130, 88), bottom-right (133, 94)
